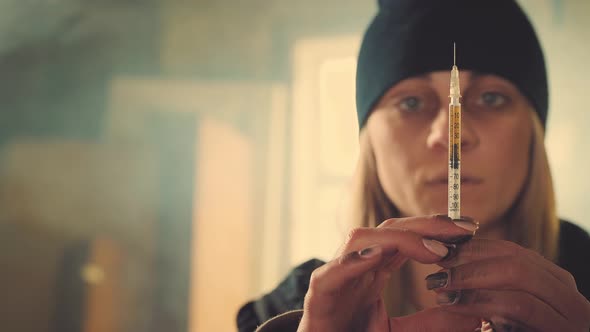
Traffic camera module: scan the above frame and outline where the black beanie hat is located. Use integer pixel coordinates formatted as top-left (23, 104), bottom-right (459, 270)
top-left (356, 0), bottom-right (548, 128)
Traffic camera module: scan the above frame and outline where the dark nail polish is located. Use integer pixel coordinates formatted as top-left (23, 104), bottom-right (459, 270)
top-left (425, 271), bottom-right (449, 290)
top-left (445, 234), bottom-right (473, 244)
top-left (436, 290), bottom-right (461, 305)
top-left (359, 245), bottom-right (378, 257)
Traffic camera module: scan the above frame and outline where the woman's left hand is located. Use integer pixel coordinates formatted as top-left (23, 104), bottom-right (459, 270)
top-left (426, 238), bottom-right (590, 331)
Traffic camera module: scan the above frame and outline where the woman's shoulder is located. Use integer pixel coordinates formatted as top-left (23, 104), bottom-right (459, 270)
top-left (558, 220), bottom-right (590, 300)
top-left (558, 219), bottom-right (590, 258)
top-left (237, 258), bottom-right (325, 332)
top-left (559, 220), bottom-right (590, 241)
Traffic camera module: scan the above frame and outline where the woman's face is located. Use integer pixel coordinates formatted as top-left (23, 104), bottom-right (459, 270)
top-left (367, 71), bottom-right (533, 226)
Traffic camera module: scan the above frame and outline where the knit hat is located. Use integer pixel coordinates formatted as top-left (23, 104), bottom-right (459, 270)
top-left (356, 0), bottom-right (548, 128)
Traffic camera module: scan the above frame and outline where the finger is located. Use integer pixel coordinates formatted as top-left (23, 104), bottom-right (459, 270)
top-left (309, 245), bottom-right (385, 296)
top-left (378, 214), bottom-right (478, 241)
top-left (312, 226), bottom-right (462, 296)
top-left (440, 238), bottom-right (578, 289)
top-left (390, 307), bottom-right (481, 332)
top-left (304, 245), bottom-right (387, 322)
top-left (437, 289), bottom-right (573, 332)
top-left (379, 251), bottom-right (408, 271)
top-left (427, 256), bottom-right (590, 323)
top-left (340, 226), bottom-right (460, 265)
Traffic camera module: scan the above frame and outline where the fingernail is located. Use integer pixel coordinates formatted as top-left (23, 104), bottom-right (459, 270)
top-left (359, 245), bottom-right (381, 258)
top-left (436, 290), bottom-right (461, 305)
top-left (434, 214), bottom-right (451, 221)
top-left (453, 219), bottom-right (479, 233)
top-left (422, 239), bottom-right (449, 257)
top-left (425, 271), bottom-right (449, 290)
top-left (435, 214), bottom-right (479, 233)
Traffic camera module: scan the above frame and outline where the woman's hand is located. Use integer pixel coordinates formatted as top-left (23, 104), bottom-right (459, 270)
top-left (297, 215), bottom-right (481, 332)
top-left (430, 239), bottom-right (590, 331)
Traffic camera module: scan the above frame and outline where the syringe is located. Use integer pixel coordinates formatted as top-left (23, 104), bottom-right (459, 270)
top-left (448, 43), bottom-right (461, 220)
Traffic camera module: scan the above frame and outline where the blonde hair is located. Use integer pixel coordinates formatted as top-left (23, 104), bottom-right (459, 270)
top-left (347, 112), bottom-right (559, 315)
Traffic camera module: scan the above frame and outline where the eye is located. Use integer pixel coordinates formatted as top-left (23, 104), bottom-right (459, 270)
top-left (398, 96), bottom-right (423, 111)
top-left (478, 92), bottom-right (509, 108)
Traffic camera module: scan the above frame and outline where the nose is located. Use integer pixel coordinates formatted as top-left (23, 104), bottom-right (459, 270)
top-left (426, 107), bottom-right (479, 151)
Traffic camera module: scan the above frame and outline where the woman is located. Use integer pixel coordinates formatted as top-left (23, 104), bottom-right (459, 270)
top-left (238, 0), bottom-right (590, 331)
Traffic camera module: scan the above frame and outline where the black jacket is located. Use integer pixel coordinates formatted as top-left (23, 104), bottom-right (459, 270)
top-left (237, 221), bottom-right (590, 332)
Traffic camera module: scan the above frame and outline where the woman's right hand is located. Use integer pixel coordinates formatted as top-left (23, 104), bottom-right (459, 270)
top-left (296, 215), bottom-right (481, 332)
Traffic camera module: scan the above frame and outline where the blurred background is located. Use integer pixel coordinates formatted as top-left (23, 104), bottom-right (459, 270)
top-left (0, 0), bottom-right (587, 331)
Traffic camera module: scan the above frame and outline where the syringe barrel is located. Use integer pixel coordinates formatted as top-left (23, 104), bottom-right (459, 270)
top-left (448, 103), bottom-right (461, 220)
